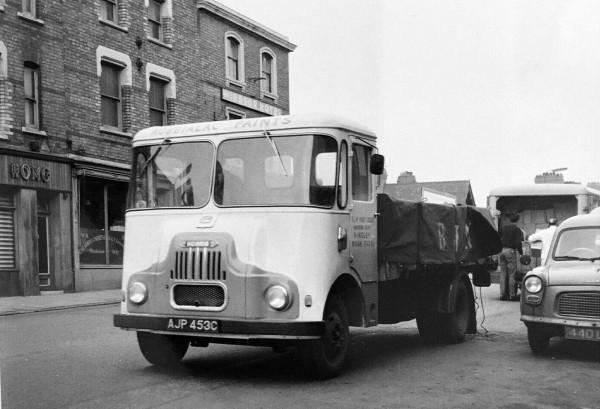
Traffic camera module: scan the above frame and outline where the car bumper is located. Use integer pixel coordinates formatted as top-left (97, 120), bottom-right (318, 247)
top-left (114, 314), bottom-right (324, 340)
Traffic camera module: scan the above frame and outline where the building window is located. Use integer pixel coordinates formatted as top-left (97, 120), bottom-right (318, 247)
top-left (225, 33), bottom-right (244, 85)
top-left (148, 0), bottom-right (163, 41)
top-left (21, 0), bottom-right (36, 17)
top-left (259, 49), bottom-right (277, 97)
top-left (100, 61), bottom-right (122, 129)
top-left (79, 178), bottom-right (127, 265)
top-left (149, 76), bottom-right (167, 126)
top-left (24, 63), bottom-right (39, 129)
top-left (226, 107), bottom-right (245, 120)
top-left (100, 0), bottom-right (118, 23)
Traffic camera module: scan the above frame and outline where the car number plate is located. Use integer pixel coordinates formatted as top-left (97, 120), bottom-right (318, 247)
top-left (564, 326), bottom-right (600, 341)
top-left (166, 318), bottom-right (220, 333)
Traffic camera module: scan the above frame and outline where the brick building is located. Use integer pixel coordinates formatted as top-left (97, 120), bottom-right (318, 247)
top-left (0, 0), bottom-right (295, 296)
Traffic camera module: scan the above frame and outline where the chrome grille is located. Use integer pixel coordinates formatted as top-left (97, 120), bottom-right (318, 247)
top-left (558, 292), bottom-right (600, 319)
top-left (170, 249), bottom-right (226, 281)
top-left (173, 285), bottom-right (225, 308)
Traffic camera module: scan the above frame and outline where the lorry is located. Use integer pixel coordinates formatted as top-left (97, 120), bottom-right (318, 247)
top-left (488, 184), bottom-right (600, 268)
top-left (113, 114), bottom-right (501, 378)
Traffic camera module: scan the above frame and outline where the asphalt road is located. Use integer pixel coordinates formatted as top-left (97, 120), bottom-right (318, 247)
top-left (1, 285), bottom-right (599, 409)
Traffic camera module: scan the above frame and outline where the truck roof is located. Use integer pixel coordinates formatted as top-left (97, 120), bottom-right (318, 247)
top-left (489, 183), bottom-right (600, 197)
top-left (133, 113), bottom-right (377, 143)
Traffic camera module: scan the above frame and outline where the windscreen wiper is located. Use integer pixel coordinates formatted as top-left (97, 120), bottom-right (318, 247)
top-left (139, 138), bottom-right (172, 176)
top-left (263, 130), bottom-right (287, 176)
top-left (554, 255), bottom-right (587, 261)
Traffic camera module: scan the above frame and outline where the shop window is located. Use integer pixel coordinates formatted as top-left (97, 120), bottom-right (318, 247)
top-left (149, 76), bottom-right (167, 126)
top-left (79, 178), bottom-right (127, 265)
top-left (24, 62), bottom-right (40, 129)
top-left (100, 0), bottom-right (118, 23)
top-left (352, 144), bottom-right (372, 201)
top-left (0, 193), bottom-right (15, 270)
top-left (100, 60), bottom-right (122, 129)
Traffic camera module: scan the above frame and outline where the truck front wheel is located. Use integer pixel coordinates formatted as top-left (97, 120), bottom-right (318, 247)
top-left (137, 331), bottom-right (189, 367)
top-left (299, 295), bottom-right (349, 379)
top-left (527, 325), bottom-right (550, 354)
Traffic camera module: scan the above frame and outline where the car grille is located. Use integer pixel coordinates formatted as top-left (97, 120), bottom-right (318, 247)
top-left (170, 249), bottom-right (226, 281)
top-left (173, 284), bottom-right (225, 308)
top-left (558, 292), bottom-right (600, 319)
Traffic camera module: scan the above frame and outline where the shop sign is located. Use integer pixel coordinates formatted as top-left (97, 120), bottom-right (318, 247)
top-left (9, 162), bottom-right (51, 183)
top-left (222, 88), bottom-right (282, 116)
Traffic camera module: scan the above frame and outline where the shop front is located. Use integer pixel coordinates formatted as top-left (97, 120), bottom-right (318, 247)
top-left (0, 152), bottom-right (72, 297)
top-left (73, 163), bottom-right (129, 292)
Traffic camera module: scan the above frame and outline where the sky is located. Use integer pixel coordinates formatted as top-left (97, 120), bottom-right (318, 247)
top-left (218, 0), bottom-right (600, 206)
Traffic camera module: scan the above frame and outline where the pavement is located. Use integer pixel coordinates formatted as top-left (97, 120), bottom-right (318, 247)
top-left (0, 289), bottom-right (122, 316)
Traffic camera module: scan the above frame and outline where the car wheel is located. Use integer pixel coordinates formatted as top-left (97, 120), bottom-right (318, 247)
top-left (527, 326), bottom-right (550, 354)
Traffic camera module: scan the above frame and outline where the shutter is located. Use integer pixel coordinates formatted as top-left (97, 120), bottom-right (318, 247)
top-left (0, 194), bottom-right (15, 269)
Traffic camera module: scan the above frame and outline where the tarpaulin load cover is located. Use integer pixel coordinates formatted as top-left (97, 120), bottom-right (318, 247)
top-left (377, 194), bottom-right (502, 265)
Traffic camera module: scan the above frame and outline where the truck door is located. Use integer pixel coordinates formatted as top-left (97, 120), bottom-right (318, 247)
top-left (349, 143), bottom-right (377, 283)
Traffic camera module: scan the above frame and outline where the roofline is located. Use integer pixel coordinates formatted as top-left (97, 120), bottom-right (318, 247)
top-left (197, 0), bottom-right (297, 51)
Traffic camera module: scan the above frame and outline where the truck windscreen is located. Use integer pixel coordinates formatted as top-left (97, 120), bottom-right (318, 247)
top-left (129, 141), bottom-right (214, 209)
top-left (215, 134), bottom-right (338, 207)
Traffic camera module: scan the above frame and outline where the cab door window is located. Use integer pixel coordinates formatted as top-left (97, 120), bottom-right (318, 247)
top-left (352, 144), bottom-right (372, 201)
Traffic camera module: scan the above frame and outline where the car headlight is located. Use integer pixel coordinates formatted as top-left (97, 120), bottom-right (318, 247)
top-left (524, 276), bottom-right (543, 294)
top-left (128, 282), bottom-right (148, 304)
top-left (265, 285), bottom-right (291, 311)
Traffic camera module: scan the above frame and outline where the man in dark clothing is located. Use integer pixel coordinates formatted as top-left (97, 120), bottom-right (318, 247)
top-left (499, 213), bottom-right (524, 301)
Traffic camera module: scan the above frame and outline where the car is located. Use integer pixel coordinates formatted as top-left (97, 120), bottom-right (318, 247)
top-left (520, 211), bottom-right (600, 353)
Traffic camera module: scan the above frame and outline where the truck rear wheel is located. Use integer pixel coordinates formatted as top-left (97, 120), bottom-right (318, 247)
top-left (417, 279), bottom-right (471, 344)
top-left (299, 295), bottom-right (349, 379)
top-left (442, 279), bottom-right (470, 344)
top-left (137, 331), bottom-right (189, 367)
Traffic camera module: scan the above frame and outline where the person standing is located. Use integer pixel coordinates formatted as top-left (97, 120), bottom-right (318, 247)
top-left (528, 218), bottom-right (558, 265)
top-left (499, 213), bottom-right (524, 301)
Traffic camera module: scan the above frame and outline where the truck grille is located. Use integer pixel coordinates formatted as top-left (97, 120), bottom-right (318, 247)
top-left (173, 284), bottom-right (225, 308)
top-left (170, 249), bottom-right (226, 281)
top-left (558, 292), bottom-right (600, 319)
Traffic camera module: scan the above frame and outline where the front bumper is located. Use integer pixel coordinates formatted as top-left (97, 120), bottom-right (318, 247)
top-left (521, 314), bottom-right (600, 329)
top-left (114, 314), bottom-right (324, 340)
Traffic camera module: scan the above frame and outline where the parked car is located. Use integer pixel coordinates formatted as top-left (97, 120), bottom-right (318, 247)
top-left (520, 211), bottom-right (600, 353)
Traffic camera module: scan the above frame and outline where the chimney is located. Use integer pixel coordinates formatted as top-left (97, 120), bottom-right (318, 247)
top-left (397, 171), bottom-right (417, 184)
top-left (535, 172), bottom-right (564, 184)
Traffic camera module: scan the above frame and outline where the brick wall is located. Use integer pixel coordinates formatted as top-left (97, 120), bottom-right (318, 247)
top-left (0, 0), bottom-right (294, 165)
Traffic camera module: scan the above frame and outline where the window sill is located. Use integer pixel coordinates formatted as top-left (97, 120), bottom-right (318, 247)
top-left (17, 12), bottom-right (44, 25)
top-left (99, 126), bottom-right (132, 138)
top-left (261, 92), bottom-right (278, 103)
top-left (226, 79), bottom-right (246, 91)
top-left (21, 127), bottom-right (47, 137)
top-left (99, 18), bottom-right (128, 32)
top-left (147, 37), bottom-right (173, 50)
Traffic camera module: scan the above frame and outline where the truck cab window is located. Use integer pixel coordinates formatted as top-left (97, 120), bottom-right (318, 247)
top-left (352, 144), bottom-right (372, 201)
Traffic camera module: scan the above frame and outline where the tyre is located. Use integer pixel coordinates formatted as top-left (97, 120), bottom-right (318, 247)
top-left (137, 331), bottom-right (189, 367)
top-left (527, 326), bottom-right (550, 354)
top-left (299, 295), bottom-right (349, 379)
top-left (442, 279), bottom-right (471, 344)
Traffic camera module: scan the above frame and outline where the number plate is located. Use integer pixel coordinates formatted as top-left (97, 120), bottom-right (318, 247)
top-left (564, 326), bottom-right (600, 341)
top-left (166, 318), bottom-right (220, 333)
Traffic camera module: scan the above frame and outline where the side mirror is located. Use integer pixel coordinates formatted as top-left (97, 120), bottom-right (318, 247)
top-left (520, 255), bottom-right (531, 266)
top-left (370, 154), bottom-right (385, 175)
